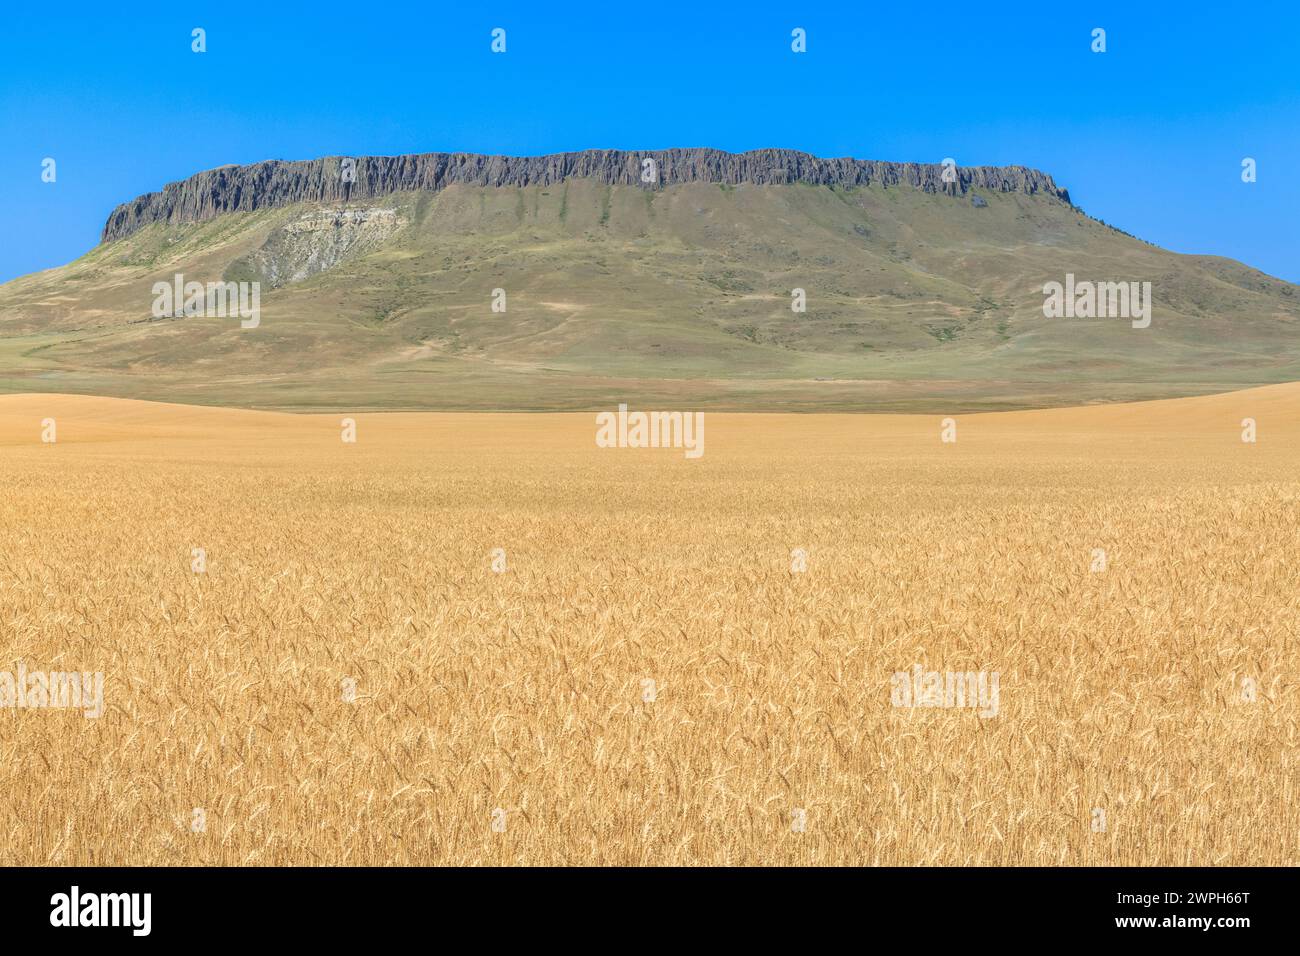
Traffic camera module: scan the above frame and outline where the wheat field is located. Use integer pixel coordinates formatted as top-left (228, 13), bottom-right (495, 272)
top-left (0, 385), bottom-right (1296, 866)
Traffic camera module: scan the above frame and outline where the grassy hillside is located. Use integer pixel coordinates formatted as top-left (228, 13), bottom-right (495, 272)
top-left (1, 180), bottom-right (1297, 410)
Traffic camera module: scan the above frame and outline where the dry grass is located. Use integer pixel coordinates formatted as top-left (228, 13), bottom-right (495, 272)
top-left (0, 386), bottom-right (1297, 865)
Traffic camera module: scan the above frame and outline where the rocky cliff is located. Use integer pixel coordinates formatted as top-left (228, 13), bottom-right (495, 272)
top-left (101, 148), bottom-right (1071, 242)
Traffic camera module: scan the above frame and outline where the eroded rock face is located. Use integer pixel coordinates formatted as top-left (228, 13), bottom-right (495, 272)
top-left (101, 149), bottom-right (1072, 242)
top-left (237, 206), bottom-right (404, 287)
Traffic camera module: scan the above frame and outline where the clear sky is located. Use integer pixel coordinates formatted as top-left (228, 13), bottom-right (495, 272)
top-left (2, 1), bottom-right (1297, 283)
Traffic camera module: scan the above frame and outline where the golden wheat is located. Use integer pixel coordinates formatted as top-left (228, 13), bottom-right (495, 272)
top-left (0, 387), bottom-right (1296, 865)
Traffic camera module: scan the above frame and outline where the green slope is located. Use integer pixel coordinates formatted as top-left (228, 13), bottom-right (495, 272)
top-left (1, 180), bottom-right (1296, 411)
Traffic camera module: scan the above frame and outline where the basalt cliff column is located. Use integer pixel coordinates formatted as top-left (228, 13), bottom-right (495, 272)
top-left (101, 147), bottom-right (1071, 243)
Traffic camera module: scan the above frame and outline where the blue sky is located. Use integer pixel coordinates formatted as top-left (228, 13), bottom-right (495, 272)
top-left (2, 1), bottom-right (1297, 283)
